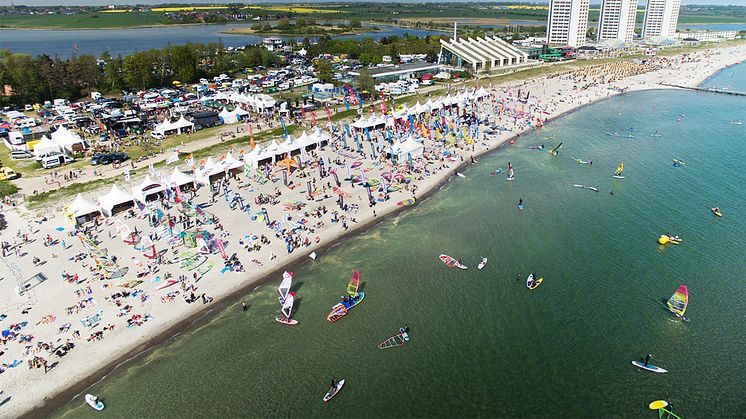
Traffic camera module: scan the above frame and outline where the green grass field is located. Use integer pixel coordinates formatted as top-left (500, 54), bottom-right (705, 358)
top-left (0, 12), bottom-right (165, 29)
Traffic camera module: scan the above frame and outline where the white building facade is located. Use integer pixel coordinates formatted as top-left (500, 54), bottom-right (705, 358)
top-left (642, 0), bottom-right (681, 39)
top-left (547, 0), bottom-right (590, 47)
top-left (674, 30), bottom-right (738, 41)
top-left (597, 0), bottom-right (638, 43)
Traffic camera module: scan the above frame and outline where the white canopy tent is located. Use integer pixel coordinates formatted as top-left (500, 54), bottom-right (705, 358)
top-left (98, 184), bottom-right (134, 217)
top-left (51, 125), bottom-right (86, 152)
top-left (32, 136), bottom-right (62, 159)
top-left (132, 175), bottom-right (166, 203)
top-left (219, 108), bottom-right (236, 124)
top-left (391, 137), bottom-right (424, 162)
top-left (69, 193), bottom-right (99, 220)
top-left (169, 167), bottom-right (195, 187)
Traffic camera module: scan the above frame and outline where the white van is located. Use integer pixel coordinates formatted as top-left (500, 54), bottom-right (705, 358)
top-left (41, 154), bottom-right (74, 169)
top-left (15, 118), bottom-right (37, 128)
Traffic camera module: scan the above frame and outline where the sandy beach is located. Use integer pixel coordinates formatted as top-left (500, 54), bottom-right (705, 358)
top-left (1, 43), bottom-right (745, 417)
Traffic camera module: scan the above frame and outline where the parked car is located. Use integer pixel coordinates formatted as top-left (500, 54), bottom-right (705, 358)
top-left (10, 149), bottom-right (33, 159)
top-left (90, 152), bottom-right (128, 165)
top-left (41, 154), bottom-right (74, 169)
top-left (0, 167), bottom-right (19, 181)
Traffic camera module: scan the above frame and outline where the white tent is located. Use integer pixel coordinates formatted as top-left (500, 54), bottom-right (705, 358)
top-left (32, 136), bottom-right (62, 159)
top-left (51, 125), bottom-right (86, 152)
top-left (98, 184), bottom-right (134, 217)
top-left (171, 116), bottom-right (194, 133)
top-left (222, 152), bottom-right (244, 171)
top-left (169, 167), bottom-right (194, 186)
top-left (279, 136), bottom-right (301, 154)
top-left (132, 175), bottom-right (165, 203)
top-left (219, 108), bottom-right (236, 124)
top-left (69, 193), bottom-right (99, 218)
top-left (391, 137), bottom-right (424, 162)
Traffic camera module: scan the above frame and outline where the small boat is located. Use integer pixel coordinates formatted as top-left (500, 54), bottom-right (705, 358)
top-left (323, 379), bottom-right (346, 403)
top-left (526, 273), bottom-right (543, 290)
top-left (730, 120), bottom-right (743, 125)
top-left (439, 254), bottom-right (467, 270)
top-left (378, 328), bottom-right (410, 349)
top-left (612, 163), bottom-right (625, 179)
top-left (711, 207), bottom-right (722, 217)
top-left (326, 271), bottom-right (365, 322)
top-left (275, 291), bottom-right (299, 325)
top-left (665, 285), bottom-right (689, 321)
top-left (658, 235), bottom-right (682, 245)
top-left (85, 394), bottom-right (104, 411)
top-left (632, 361), bottom-right (668, 374)
top-left (477, 258), bottom-right (487, 270)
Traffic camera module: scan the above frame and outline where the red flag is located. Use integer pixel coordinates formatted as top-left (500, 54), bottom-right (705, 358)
top-left (247, 122), bottom-right (255, 150)
top-left (379, 91), bottom-right (387, 114)
top-left (301, 107), bottom-right (306, 120)
top-left (310, 110), bottom-right (317, 126)
top-left (324, 107), bottom-right (332, 125)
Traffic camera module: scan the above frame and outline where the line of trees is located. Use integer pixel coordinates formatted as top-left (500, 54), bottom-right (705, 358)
top-left (0, 43), bottom-right (281, 105)
top-left (308, 34), bottom-right (444, 65)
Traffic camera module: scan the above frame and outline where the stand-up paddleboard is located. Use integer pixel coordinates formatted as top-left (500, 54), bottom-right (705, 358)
top-left (85, 394), bottom-right (104, 411)
top-left (439, 254), bottom-right (467, 270)
top-left (632, 361), bottom-right (668, 373)
top-left (323, 379), bottom-right (345, 402)
top-left (478, 258), bottom-right (487, 270)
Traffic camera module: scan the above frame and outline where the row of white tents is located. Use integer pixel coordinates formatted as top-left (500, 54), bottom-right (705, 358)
top-left (351, 88), bottom-right (493, 130)
top-left (201, 91), bottom-right (277, 112)
top-left (32, 125), bottom-right (87, 159)
top-left (70, 167), bottom-right (196, 219)
top-left (152, 116), bottom-right (195, 136)
top-left (218, 107), bottom-right (251, 124)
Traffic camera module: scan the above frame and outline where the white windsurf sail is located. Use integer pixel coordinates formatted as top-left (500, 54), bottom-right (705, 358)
top-left (277, 271), bottom-right (293, 303)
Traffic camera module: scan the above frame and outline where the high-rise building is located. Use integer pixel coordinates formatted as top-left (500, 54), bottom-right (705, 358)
top-left (546, 0), bottom-right (590, 47)
top-left (597, 0), bottom-right (638, 43)
top-left (642, 0), bottom-right (681, 38)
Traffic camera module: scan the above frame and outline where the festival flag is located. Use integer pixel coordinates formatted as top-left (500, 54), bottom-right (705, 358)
top-left (343, 97), bottom-right (350, 111)
top-left (279, 117), bottom-right (287, 138)
top-left (124, 168), bottom-right (131, 182)
top-left (186, 153), bottom-right (194, 167)
top-left (324, 106), bottom-right (332, 125)
top-left (301, 107), bottom-right (307, 121)
top-left (310, 110), bottom-right (317, 126)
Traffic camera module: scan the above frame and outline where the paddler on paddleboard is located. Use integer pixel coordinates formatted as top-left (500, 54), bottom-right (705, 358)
top-left (644, 353), bottom-right (653, 367)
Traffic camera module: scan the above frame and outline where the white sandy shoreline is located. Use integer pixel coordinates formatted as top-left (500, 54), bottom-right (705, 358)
top-left (1, 43), bottom-right (745, 418)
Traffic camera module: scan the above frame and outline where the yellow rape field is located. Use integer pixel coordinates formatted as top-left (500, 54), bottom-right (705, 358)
top-left (244, 6), bottom-right (343, 14)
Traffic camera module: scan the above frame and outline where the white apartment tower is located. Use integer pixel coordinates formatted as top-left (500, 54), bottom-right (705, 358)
top-left (642, 0), bottom-right (681, 38)
top-left (597, 0), bottom-right (638, 43)
top-left (547, 0), bottom-right (590, 47)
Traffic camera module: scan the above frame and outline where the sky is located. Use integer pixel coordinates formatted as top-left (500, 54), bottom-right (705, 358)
top-left (0, 0), bottom-right (742, 7)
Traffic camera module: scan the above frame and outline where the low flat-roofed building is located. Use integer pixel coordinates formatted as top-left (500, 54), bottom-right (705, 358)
top-left (438, 36), bottom-right (531, 74)
top-left (349, 62), bottom-right (442, 83)
top-left (674, 30), bottom-right (737, 42)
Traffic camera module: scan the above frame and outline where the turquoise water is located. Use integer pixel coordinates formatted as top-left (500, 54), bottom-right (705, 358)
top-left (701, 60), bottom-right (746, 92)
top-left (57, 88), bottom-right (746, 418)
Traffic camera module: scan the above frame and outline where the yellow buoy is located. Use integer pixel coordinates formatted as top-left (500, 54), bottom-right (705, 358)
top-left (649, 400), bottom-right (668, 410)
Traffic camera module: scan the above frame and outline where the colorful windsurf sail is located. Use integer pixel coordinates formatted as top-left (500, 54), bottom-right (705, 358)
top-left (615, 163), bottom-right (624, 177)
top-left (347, 270), bottom-right (360, 296)
top-left (667, 285), bottom-right (688, 317)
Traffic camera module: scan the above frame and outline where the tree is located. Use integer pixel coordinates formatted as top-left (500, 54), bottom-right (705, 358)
top-left (276, 18), bottom-right (291, 31)
top-left (315, 59), bottom-right (334, 83)
top-left (355, 67), bottom-right (374, 94)
top-left (350, 19), bottom-right (362, 28)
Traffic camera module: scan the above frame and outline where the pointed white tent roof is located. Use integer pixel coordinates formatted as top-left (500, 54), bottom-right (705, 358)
top-left (219, 107), bottom-right (236, 124)
top-left (51, 125), bottom-right (85, 149)
top-left (132, 175), bottom-right (166, 202)
top-left (169, 167), bottom-right (194, 186)
top-left (172, 116), bottom-right (195, 131)
top-left (98, 184), bottom-right (134, 216)
top-left (33, 136), bottom-right (62, 158)
top-left (70, 193), bottom-right (99, 218)
top-left (222, 152), bottom-right (244, 170)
